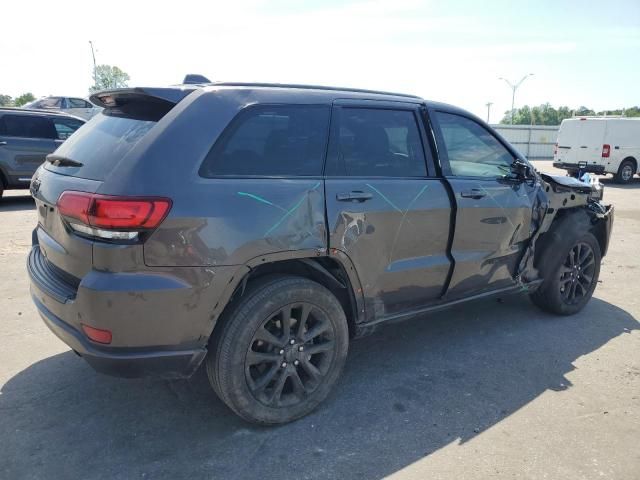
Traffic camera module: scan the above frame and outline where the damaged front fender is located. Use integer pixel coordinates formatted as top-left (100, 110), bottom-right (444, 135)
top-left (516, 172), bottom-right (614, 286)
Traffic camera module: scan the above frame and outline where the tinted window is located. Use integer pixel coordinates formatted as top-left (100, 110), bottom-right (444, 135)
top-left (328, 108), bottom-right (426, 177)
top-left (436, 112), bottom-right (514, 177)
top-left (45, 111), bottom-right (155, 180)
top-left (200, 105), bottom-right (330, 177)
top-left (36, 97), bottom-right (63, 109)
top-left (52, 117), bottom-right (84, 140)
top-left (0, 114), bottom-right (57, 139)
top-left (68, 98), bottom-right (91, 108)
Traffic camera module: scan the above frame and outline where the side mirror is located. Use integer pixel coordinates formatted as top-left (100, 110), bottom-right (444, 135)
top-left (511, 159), bottom-right (533, 180)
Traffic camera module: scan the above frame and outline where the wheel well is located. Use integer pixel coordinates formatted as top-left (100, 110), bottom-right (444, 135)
top-left (217, 258), bottom-right (358, 339)
top-left (622, 156), bottom-right (637, 173)
top-left (535, 207), bottom-right (608, 268)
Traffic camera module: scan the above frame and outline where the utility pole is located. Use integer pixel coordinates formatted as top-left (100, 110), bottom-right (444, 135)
top-left (485, 102), bottom-right (493, 123)
top-left (89, 41), bottom-right (97, 89)
top-left (499, 73), bottom-right (534, 124)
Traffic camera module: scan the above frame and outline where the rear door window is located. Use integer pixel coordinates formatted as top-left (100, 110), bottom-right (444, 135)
top-left (199, 105), bottom-right (330, 177)
top-left (68, 98), bottom-right (92, 109)
top-left (0, 114), bottom-right (58, 139)
top-left (326, 108), bottom-right (427, 177)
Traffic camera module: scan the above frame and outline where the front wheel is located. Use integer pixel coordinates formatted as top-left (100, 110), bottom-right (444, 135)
top-left (530, 232), bottom-right (601, 315)
top-left (207, 275), bottom-right (349, 424)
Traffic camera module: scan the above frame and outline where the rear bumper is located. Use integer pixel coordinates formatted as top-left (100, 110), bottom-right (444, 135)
top-left (553, 162), bottom-right (606, 174)
top-left (31, 293), bottom-right (206, 378)
top-left (26, 244), bottom-right (236, 379)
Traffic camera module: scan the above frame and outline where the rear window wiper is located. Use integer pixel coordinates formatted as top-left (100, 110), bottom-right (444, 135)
top-left (46, 154), bottom-right (84, 167)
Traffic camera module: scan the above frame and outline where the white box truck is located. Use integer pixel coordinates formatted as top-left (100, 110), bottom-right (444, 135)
top-left (553, 117), bottom-right (640, 184)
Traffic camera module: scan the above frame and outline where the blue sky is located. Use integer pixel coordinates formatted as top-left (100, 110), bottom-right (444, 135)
top-left (2, 0), bottom-right (639, 121)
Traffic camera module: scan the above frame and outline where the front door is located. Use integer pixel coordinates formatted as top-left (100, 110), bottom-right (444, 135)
top-left (431, 110), bottom-right (538, 298)
top-left (324, 102), bottom-right (453, 320)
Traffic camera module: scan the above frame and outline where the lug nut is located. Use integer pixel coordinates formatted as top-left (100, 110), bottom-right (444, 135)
top-left (289, 339), bottom-right (296, 345)
top-left (298, 346), bottom-right (304, 352)
top-left (294, 360), bottom-right (300, 366)
top-left (279, 349), bottom-right (285, 355)
top-left (281, 362), bottom-right (287, 368)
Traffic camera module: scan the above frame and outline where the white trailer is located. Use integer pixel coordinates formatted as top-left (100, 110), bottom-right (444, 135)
top-left (553, 117), bottom-right (640, 184)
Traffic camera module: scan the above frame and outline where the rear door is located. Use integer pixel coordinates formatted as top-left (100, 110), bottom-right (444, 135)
top-left (577, 119), bottom-right (605, 165)
top-left (31, 107), bottom-right (163, 279)
top-left (324, 101), bottom-right (453, 320)
top-left (0, 113), bottom-right (59, 184)
top-left (430, 109), bottom-right (537, 298)
top-left (555, 120), bottom-right (579, 164)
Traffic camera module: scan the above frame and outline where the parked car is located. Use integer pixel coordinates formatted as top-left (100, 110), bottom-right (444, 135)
top-left (553, 117), bottom-right (640, 184)
top-left (27, 82), bottom-right (613, 424)
top-left (0, 108), bottom-right (84, 197)
top-left (23, 96), bottom-right (102, 120)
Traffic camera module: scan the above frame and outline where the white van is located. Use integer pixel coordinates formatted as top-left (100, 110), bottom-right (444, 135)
top-left (553, 117), bottom-right (640, 184)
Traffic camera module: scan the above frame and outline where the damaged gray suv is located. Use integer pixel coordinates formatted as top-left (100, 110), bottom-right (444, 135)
top-left (28, 82), bottom-right (613, 424)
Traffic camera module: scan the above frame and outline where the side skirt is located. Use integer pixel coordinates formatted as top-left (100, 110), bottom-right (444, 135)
top-left (353, 280), bottom-right (543, 337)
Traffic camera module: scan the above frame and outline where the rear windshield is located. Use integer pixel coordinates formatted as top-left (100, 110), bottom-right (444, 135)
top-left (44, 108), bottom-right (158, 180)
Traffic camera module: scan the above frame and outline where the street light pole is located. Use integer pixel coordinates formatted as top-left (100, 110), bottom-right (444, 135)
top-left (89, 41), bottom-right (97, 89)
top-left (485, 102), bottom-right (493, 123)
top-left (499, 73), bottom-right (534, 124)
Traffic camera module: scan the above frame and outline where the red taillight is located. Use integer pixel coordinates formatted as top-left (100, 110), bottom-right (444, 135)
top-left (57, 191), bottom-right (171, 238)
top-left (601, 144), bottom-right (611, 158)
top-left (81, 324), bottom-right (112, 344)
top-left (57, 191), bottom-right (92, 224)
top-left (90, 197), bottom-right (171, 229)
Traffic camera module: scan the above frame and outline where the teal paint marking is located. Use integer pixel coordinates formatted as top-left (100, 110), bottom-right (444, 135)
top-left (365, 183), bottom-right (402, 213)
top-left (388, 184), bottom-right (429, 262)
top-left (263, 182), bottom-right (322, 237)
top-left (237, 192), bottom-right (287, 212)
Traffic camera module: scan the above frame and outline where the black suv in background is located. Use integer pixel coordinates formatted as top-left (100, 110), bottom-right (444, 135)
top-left (27, 83), bottom-right (613, 424)
top-left (0, 108), bottom-right (84, 197)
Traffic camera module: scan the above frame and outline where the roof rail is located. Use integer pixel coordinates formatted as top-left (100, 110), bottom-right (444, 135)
top-left (209, 82), bottom-right (422, 99)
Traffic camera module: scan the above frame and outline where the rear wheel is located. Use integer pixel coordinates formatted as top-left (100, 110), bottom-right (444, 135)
top-left (207, 275), bottom-right (349, 424)
top-left (530, 232), bottom-right (601, 315)
top-left (615, 159), bottom-right (635, 184)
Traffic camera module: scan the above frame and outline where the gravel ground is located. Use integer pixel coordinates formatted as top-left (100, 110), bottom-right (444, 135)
top-left (0, 162), bottom-right (638, 479)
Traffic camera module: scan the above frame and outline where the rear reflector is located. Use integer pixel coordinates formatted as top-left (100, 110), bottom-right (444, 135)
top-left (81, 324), bottom-right (112, 344)
top-left (601, 144), bottom-right (611, 158)
top-left (57, 191), bottom-right (171, 240)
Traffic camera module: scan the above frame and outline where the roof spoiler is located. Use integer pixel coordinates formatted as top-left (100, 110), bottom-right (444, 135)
top-left (89, 87), bottom-right (196, 108)
top-left (182, 74), bottom-right (211, 85)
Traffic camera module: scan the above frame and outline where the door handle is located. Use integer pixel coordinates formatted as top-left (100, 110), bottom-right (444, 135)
top-left (460, 189), bottom-right (486, 199)
top-left (0, 141), bottom-right (7, 146)
top-left (336, 191), bottom-right (373, 202)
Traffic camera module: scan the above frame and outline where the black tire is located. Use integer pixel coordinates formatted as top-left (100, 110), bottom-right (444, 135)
top-left (530, 231), bottom-right (601, 315)
top-left (207, 275), bottom-right (349, 425)
top-left (614, 159), bottom-right (635, 184)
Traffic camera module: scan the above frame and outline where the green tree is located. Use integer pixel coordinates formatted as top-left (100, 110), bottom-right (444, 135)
top-left (0, 94), bottom-right (13, 106)
top-left (90, 65), bottom-right (130, 93)
top-left (14, 92), bottom-right (35, 107)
